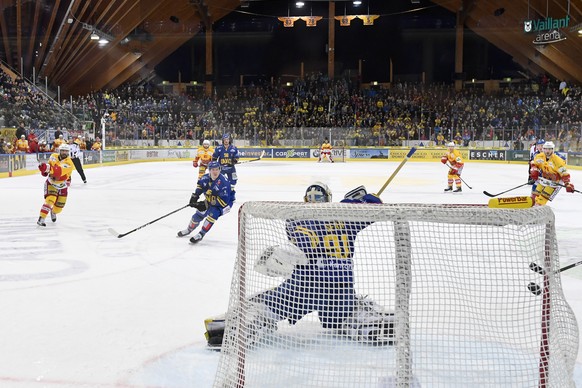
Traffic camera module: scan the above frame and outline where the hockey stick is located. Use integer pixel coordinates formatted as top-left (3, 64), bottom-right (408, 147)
top-left (529, 260), bottom-right (582, 275)
top-left (554, 182), bottom-right (582, 194)
top-left (527, 260), bottom-right (582, 296)
top-left (483, 183), bottom-right (529, 197)
top-left (377, 147), bottom-right (417, 196)
top-left (108, 204), bottom-right (190, 238)
top-left (445, 163), bottom-right (472, 189)
top-left (237, 150), bottom-right (266, 165)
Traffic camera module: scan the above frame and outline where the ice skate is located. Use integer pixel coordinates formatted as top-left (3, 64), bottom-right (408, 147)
top-left (189, 233), bottom-right (204, 244)
top-left (453, 187), bottom-right (462, 193)
top-left (37, 217), bottom-right (46, 227)
top-left (444, 186), bottom-right (453, 192)
top-left (177, 228), bottom-right (193, 237)
top-left (50, 211), bottom-right (57, 222)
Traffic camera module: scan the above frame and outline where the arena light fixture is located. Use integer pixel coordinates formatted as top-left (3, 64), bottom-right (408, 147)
top-left (296, 1), bottom-right (304, 8)
top-left (353, 1), bottom-right (362, 5)
top-left (90, 32), bottom-right (99, 40)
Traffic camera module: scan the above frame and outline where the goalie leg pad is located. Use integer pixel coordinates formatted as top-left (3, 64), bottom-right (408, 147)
top-left (342, 296), bottom-right (395, 346)
top-left (204, 315), bottom-right (226, 348)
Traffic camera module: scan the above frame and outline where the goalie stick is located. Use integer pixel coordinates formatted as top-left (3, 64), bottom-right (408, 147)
top-left (108, 204), bottom-right (190, 238)
top-left (483, 182), bottom-right (529, 197)
top-left (377, 147), bottom-right (416, 196)
top-left (445, 163), bottom-right (472, 189)
top-left (237, 150), bottom-right (266, 165)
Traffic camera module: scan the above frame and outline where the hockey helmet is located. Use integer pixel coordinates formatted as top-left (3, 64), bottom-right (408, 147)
top-left (203, 139), bottom-right (210, 147)
top-left (304, 182), bottom-right (332, 203)
top-left (222, 133), bottom-right (230, 140)
top-left (21, 135), bottom-right (25, 138)
top-left (536, 138), bottom-right (546, 145)
top-left (59, 144), bottom-right (70, 153)
top-left (447, 142), bottom-right (455, 147)
top-left (542, 141), bottom-right (555, 150)
top-left (208, 161), bottom-right (221, 170)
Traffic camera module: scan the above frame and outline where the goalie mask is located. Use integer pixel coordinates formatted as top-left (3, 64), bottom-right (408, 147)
top-left (304, 182), bottom-right (332, 203)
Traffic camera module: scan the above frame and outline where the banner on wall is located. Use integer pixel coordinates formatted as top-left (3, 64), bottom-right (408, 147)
top-left (349, 148), bottom-right (389, 159)
top-left (311, 148), bottom-right (347, 159)
top-left (272, 148), bottom-right (310, 158)
top-left (239, 148), bottom-right (272, 158)
top-left (469, 149), bottom-right (506, 161)
top-left (84, 151), bottom-right (101, 165)
top-left (0, 155), bottom-right (8, 172)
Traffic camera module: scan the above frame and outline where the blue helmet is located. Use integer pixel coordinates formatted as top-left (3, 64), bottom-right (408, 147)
top-left (536, 138), bottom-right (545, 145)
top-left (222, 133), bottom-right (230, 141)
top-left (208, 161), bottom-right (221, 170)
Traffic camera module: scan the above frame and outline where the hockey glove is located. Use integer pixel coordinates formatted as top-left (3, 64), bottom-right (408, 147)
top-left (192, 201), bottom-right (207, 211)
top-left (193, 160), bottom-right (198, 168)
top-left (38, 163), bottom-right (50, 177)
top-left (189, 193), bottom-right (200, 207)
top-left (450, 168), bottom-right (458, 176)
top-left (440, 156), bottom-right (448, 164)
top-left (527, 178), bottom-right (535, 185)
top-left (344, 185), bottom-right (367, 201)
top-left (566, 183), bottom-right (575, 193)
top-left (50, 164), bottom-right (63, 180)
top-left (530, 168), bottom-right (540, 182)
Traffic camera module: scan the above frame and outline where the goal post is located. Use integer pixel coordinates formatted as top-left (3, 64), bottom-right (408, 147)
top-left (214, 203), bottom-right (578, 387)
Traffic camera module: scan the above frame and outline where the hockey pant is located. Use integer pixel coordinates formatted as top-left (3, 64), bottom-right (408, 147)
top-left (447, 165), bottom-right (464, 188)
top-left (258, 274), bottom-right (355, 330)
top-left (532, 178), bottom-right (561, 206)
top-left (40, 180), bottom-right (68, 219)
top-left (187, 205), bottom-right (228, 237)
top-left (72, 157), bottom-right (86, 181)
top-left (319, 151), bottom-right (333, 162)
top-left (197, 164), bottom-right (208, 179)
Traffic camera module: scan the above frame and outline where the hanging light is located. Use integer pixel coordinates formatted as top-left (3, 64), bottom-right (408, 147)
top-left (353, 1), bottom-right (362, 5)
top-left (90, 32), bottom-right (99, 40)
top-left (295, 1), bottom-right (304, 8)
top-left (98, 37), bottom-right (109, 44)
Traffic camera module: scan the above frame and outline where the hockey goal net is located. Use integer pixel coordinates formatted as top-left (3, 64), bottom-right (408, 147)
top-left (214, 202), bottom-right (578, 387)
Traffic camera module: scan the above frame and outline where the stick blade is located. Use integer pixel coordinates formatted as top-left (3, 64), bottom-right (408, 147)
top-left (483, 191), bottom-right (497, 197)
top-left (107, 228), bottom-right (121, 238)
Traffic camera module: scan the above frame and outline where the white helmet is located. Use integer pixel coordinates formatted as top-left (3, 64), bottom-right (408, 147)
top-left (304, 182), bottom-right (332, 203)
top-left (542, 141), bottom-right (555, 150)
top-left (203, 139), bottom-right (210, 147)
top-left (59, 144), bottom-right (70, 153)
top-left (447, 142), bottom-right (455, 147)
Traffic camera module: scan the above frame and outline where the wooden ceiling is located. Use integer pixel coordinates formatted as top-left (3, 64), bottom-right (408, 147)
top-left (0, 0), bottom-right (240, 96)
top-left (431, 0), bottom-right (582, 83)
top-left (0, 0), bottom-right (580, 97)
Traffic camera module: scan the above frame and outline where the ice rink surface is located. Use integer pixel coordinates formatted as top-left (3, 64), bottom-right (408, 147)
top-left (1, 159), bottom-right (582, 387)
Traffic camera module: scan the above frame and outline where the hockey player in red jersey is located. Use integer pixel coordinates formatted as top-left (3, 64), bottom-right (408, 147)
top-left (37, 144), bottom-right (74, 226)
top-left (441, 142), bottom-right (464, 192)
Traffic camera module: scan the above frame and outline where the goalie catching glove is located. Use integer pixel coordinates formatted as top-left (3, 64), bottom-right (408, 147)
top-left (254, 243), bottom-right (308, 278)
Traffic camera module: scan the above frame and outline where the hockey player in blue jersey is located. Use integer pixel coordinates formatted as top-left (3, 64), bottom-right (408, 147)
top-left (212, 133), bottom-right (239, 200)
top-left (177, 161), bottom-right (233, 244)
top-left (204, 183), bottom-right (393, 348)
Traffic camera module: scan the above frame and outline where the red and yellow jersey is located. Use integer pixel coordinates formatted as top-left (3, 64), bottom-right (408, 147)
top-left (195, 146), bottom-right (214, 166)
top-left (15, 138), bottom-right (29, 152)
top-left (38, 143), bottom-right (51, 152)
top-left (444, 149), bottom-right (464, 168)
top-left (321, 142), bottom-right (332, 152)
top-left (53, 138), bottom-right (65, 151)
top-left (91, 141), bottom-right (102, 151)
top-left (47, 153), bottom-right (74, 189)
top-left (531, 152), bottom-right (569, 183)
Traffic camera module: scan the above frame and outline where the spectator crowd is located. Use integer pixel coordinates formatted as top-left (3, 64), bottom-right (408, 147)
top-left (1, 68), bottom-right (581, 154)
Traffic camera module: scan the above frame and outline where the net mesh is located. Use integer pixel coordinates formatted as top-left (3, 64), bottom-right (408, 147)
top-left (214, 203), bottom-right (578, 388)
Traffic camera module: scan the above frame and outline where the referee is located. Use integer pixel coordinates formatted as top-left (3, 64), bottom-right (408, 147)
top-left (70, 138), bottom-right (87, 183)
